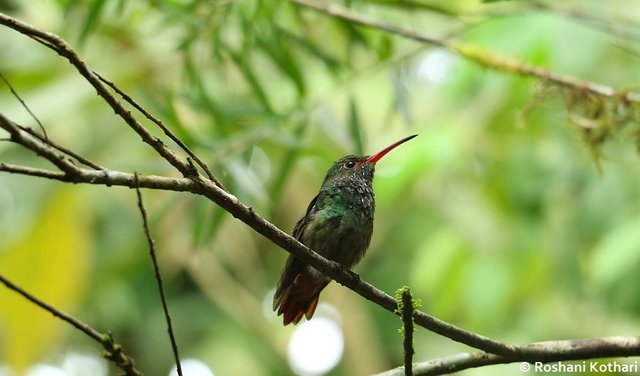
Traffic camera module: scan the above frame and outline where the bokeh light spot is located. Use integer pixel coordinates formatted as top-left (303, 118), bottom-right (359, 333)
top-left (62, 352), bottom-right (107, 376)
top-left (26, 365), bottom-right (66, 376)
top-left (287, 317), bottom-right (344, 376)
top-left (415, 49), bottom-right (457, 84)
top-left (169, 359), bottom-right (214, 376)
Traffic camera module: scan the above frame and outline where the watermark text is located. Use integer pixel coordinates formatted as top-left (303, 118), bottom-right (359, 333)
top-left (519, 360), bottom-right (639, 373)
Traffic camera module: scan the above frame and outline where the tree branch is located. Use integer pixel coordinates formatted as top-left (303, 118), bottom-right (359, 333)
top-left (375, 336), bottom-right (640, 376)
top-left (291, 0), bottom-right (640, 104)
top-left (0, 273), bottom-right (142, 376)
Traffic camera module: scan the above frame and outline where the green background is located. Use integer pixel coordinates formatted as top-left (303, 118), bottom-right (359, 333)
top-left (1, 0), bottom-right (639, 375)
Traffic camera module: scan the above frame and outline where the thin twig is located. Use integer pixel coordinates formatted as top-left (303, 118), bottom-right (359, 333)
top-left (291, 0), bottom-right (640, 104)
top-left (0, 274), bottom-right (101, 340)
top-left (0, 160), bottom-right (195, 190)
top-left (0, 273), bottom-right (142, 376)
top-left (0, 114), bottom-right (81, 175)
top-left (96, 72), bottom-right (222, 187)
top-left (0, 72), bottom-right (102, 169)
top-left (400, 288), bottom-right (415, 376)
top-left (17, 124), bottom-right (105, 170)
top-left (134, 176), bottom-right (183, 376)
top-left (0, 71), bottom-right (48, 139)
top-left (0, 162), bottom-right (68, 179)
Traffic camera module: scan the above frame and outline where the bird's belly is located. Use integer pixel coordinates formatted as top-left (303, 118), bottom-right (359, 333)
top-left (301, 210), bottom-right (373, 269)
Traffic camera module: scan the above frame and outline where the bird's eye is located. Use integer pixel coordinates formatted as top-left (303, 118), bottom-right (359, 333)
top-left (344, 160), bottom-right (356, 169)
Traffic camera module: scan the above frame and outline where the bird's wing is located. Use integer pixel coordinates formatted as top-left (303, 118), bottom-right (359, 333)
top-left (292, 192), bottom-right (321, 240)
top-left (273, 191), bottom-right (324, 310)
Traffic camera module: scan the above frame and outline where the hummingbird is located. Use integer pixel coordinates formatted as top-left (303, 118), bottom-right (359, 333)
top-left (273, 134), bottom-right (417, 325)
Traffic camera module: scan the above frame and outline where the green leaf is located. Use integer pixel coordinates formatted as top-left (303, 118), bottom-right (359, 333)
top-left (275, 26), bottom-right (342, 74)
top-left (79, 0), bottom-right (107, 44)
top-left (269, 120), bottom-right (309, 216)
top-left (227, 47), bottom-right (275, 114)
top-left (184, 51), bottom-right (228, 134)
top-left (386, 68), bottom-right (414, 126)
top-left (348, 97), bottom-right (364, 155)
top-left (255, 32), bottom-right (307, 97)
top-left (191, 197), bottom-right (228, 247)
top-left (376, 34), bottom-right (395, 61)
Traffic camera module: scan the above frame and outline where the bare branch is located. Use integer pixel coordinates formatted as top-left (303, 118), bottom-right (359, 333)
top-left (0, 273), bottom-right (142, 376)
top-left (375, 336), bottom-right (640, 376)
top-left (134, 177), bottom-right (183, 376)
top-left (291, 0), bottom-right (640, 104)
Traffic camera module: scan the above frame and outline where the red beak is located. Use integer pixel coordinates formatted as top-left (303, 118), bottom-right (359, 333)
top-left (365, 134), bottom-right (417, 164)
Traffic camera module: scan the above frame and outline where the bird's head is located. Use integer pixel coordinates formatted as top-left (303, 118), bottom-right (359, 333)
top-left (322, 134), bottom-right (417, 188)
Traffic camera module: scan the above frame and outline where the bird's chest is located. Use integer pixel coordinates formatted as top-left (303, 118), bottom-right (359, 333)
top-left (302, 186), bottom-right (375, 267)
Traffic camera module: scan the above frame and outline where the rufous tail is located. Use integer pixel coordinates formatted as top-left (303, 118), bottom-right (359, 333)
top-left (273, 271), bottom-right (328, 325)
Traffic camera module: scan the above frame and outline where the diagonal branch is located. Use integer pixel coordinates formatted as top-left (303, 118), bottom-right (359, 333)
top-left (291, 0), bottom-right (640, 104)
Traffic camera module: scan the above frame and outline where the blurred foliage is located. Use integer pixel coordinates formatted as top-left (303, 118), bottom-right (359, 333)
top-left (1, 0), bottom-right (640, 375)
